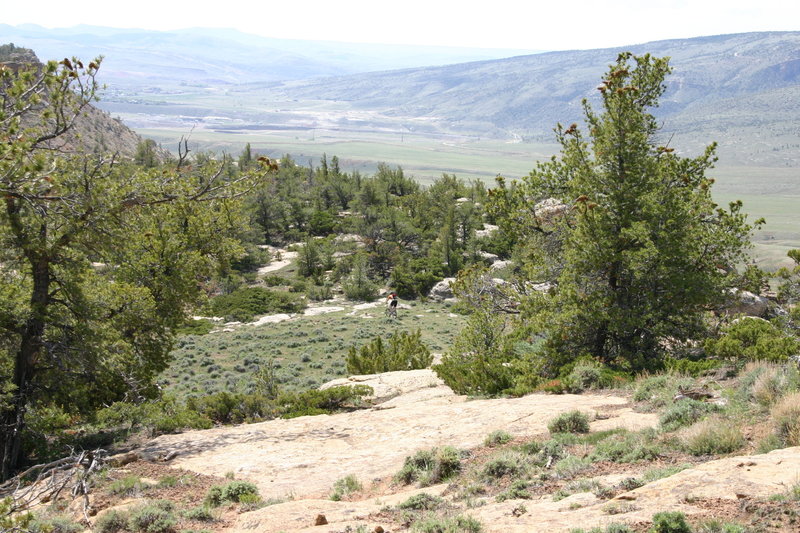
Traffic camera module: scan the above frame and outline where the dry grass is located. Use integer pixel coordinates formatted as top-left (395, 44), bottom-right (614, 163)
top-left (682, 417), bottom-right (745, 456)
top-left (771, 391), bottom-right (800, 447)
top-left (751, 367), bottom-right (787, 407)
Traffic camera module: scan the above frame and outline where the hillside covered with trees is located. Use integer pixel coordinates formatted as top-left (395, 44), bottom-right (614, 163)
top-left (1, 45), bottom-right (800, 533)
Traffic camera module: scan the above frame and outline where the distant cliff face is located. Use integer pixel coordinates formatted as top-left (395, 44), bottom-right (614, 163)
top-left (1, 43), bottom-right (156, 159)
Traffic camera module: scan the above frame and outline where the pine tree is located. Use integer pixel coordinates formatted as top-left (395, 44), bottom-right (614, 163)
top-left (490, 53), bottom-right (758, 371)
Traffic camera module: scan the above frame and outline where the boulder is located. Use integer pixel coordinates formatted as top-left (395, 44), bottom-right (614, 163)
top-left (723, 289), bottom-right (769, 317)
top-left (428, 278), bottom-right (457, 301)
top-left (534, 197), bottom-right (570, 223)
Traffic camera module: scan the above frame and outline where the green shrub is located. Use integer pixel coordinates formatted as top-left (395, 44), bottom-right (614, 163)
top-left (307, 283), bottom-right (333, 301)
top-left (683, 418), bottom-right (745, 456)
top-left (205, 481), bottom-right (260, 507)
top-left (341, 256), bottom-right (378, 301)
top-left (395, 446), bottom-right (462, 486)
top-left (277, 384), bottom-right (373, 418)
top-left (649, 511), bottom-right (691, 533)
top-left (553, 456), bottom-right (591, 479)
top-left (484, 429), bottom-right (513, 447)
top-left (94, 510), bottom-right (128, 533)
top-left (175, 319), bottom-right (215, 336)
top-left (548, 411), bottom-right (590, 434)
top-left (659, 399), bottom-right (720, 432)
top-left (346, 330), bottom-right (433, 374)
top-left (97, 396), bottom-right (213, 435)
top-left (185, 391), bottom-right (274, 424)
top-left (182, 506), bottom-right (215, 521)
top-left (108, 476), bottom-right (147, 496)
top-left (411, 514), bottom-right (482, 533)
top-left (330, 474), bottom-right (362, 501)
top-left (482, 450), bottom-right (529, 479)
top-left (497, 480), bottom-right (533, 502)
top-left (433, 310), bottom-right (520, 396)
top-left (128, 501), bottom-right (177, 533)
top-left (390, 258), bottom-right (444, 299)
top-left (398, 493), bottom-right (444, 510)
top-left (664, 357), bottom-right (722, 377)
top-left (238, 493), bottom-right (264, 511)
top-left (561, 359), bottom-right (626, 392)
top-left (209, 287), bottom-right (305, 322)
top-left (29, 516), bottom-right (83, 533)
top-left (633, 374), bottom-right (695, 411)
top-left (747, 363), bottom-right (800, 406)
top-left (704, 318), bottom-right (799, 363)
top-left (590, 432), bottom-right (661, 463)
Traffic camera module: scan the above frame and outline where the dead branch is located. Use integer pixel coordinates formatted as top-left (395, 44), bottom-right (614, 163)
top-left (0, 448), bottom-right (107, 518)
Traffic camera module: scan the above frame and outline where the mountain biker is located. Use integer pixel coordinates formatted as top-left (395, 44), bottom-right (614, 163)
top-left (386, 292), bottom-right (399, 317)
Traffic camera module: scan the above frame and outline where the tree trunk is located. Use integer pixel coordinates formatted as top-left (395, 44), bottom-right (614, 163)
top-left (1, 255), bottom-right (49, 480)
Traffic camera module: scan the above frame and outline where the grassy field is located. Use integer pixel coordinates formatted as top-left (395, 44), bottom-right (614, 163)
top-left (162, 302), bottom-right (467, 398)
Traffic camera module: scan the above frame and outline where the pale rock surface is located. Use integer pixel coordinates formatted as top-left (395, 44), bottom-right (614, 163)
top-left (475, 223), bottom-right (498, 238)
top-left (303, 306), bottom-right (345, 316)
top-left (466, 447), bottom-right (800, 532)
top-left (138, 370), bottom-right (652, 505)
top-left (132, 367), bottom-right (800, 532)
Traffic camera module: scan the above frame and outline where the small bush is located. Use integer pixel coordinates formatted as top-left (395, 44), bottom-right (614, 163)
top-left (771, 391), bottom-right (800, 446)
top-left (633, 374), bottom-right (695, 410)
top-left (548, 411), bottom-right (590, 434)
top-left (330, 474), bottom-right (362, 501)
top-left (278, 384), bottom-right (373, 418)
top-left (29, 516), bottom-right (83, 533)
top-left (659, 399), bottom-right (720, 432)
top-left (484, 430), bottom-right (513, 447)
top-left (649, 511), bottom-right (691, 533)
top-left (682, 418), bottom-right (745, 456)
top-left (482, 450), bottom-right (529, 479)
top-left (108, 476), bottom-right (147, 496)
top-left (752, 368), bottom-right (788, 406)
top-left (346, 330), bottom-right (433, 374)
top-left (395, 446), bottom-right (462, 486)
top-left (205, 481), bottom-right (260, 507)
top-left (128, 501), bottom-right (177, 533)
top-left (398, 493), bottom-right (444, 510)
top-left (411, 514), bottom-right (482, 533)
top-left (209, 287), bottom-right (305, 322)
top-left (704, 318), bottom-right (799, 363)
top-left (695, 519), bottom-right (747, 533)
top-left (94, 511), bottom-right (128, 533)
top-left (307, 284), bottom-right (333, 301)
top-left (664, 357), bottom-right (722, 377)
top-left (590, 433), bottom-right (661, 463)
top-left (182, 506), bottom-right (215, 521)
top-left (497, 480), bottom-right (533, 502)
top-left (553, 455), bottom-right (591, 479)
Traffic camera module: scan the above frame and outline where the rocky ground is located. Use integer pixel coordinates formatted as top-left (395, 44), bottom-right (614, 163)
top-left (81, 370), bottom-right (798, 532)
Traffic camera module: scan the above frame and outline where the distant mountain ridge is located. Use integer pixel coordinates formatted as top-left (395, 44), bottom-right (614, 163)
top-left (0, 24), bottom-right (541, 87)
top-left (216, 31), bottom-right (794, 166)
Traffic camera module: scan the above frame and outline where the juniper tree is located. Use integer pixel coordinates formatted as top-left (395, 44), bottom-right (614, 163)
top-left (0, 56), bottom-right (275, 478)
top-left (490, 53), bottom-right (757, 372)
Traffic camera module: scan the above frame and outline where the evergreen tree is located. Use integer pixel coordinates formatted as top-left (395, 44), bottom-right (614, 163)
top-left (490, 53), bottom-right (758, 371)
top-left (0, 57), bottom-right (275, 478)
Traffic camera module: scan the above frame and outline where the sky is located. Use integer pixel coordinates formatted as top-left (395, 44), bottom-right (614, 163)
top-left (4, 0), bottom-right (799, 50)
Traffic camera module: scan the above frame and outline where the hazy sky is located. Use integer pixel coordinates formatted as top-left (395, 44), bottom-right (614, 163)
top-left (5, 0), bottom-right (798, 50)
